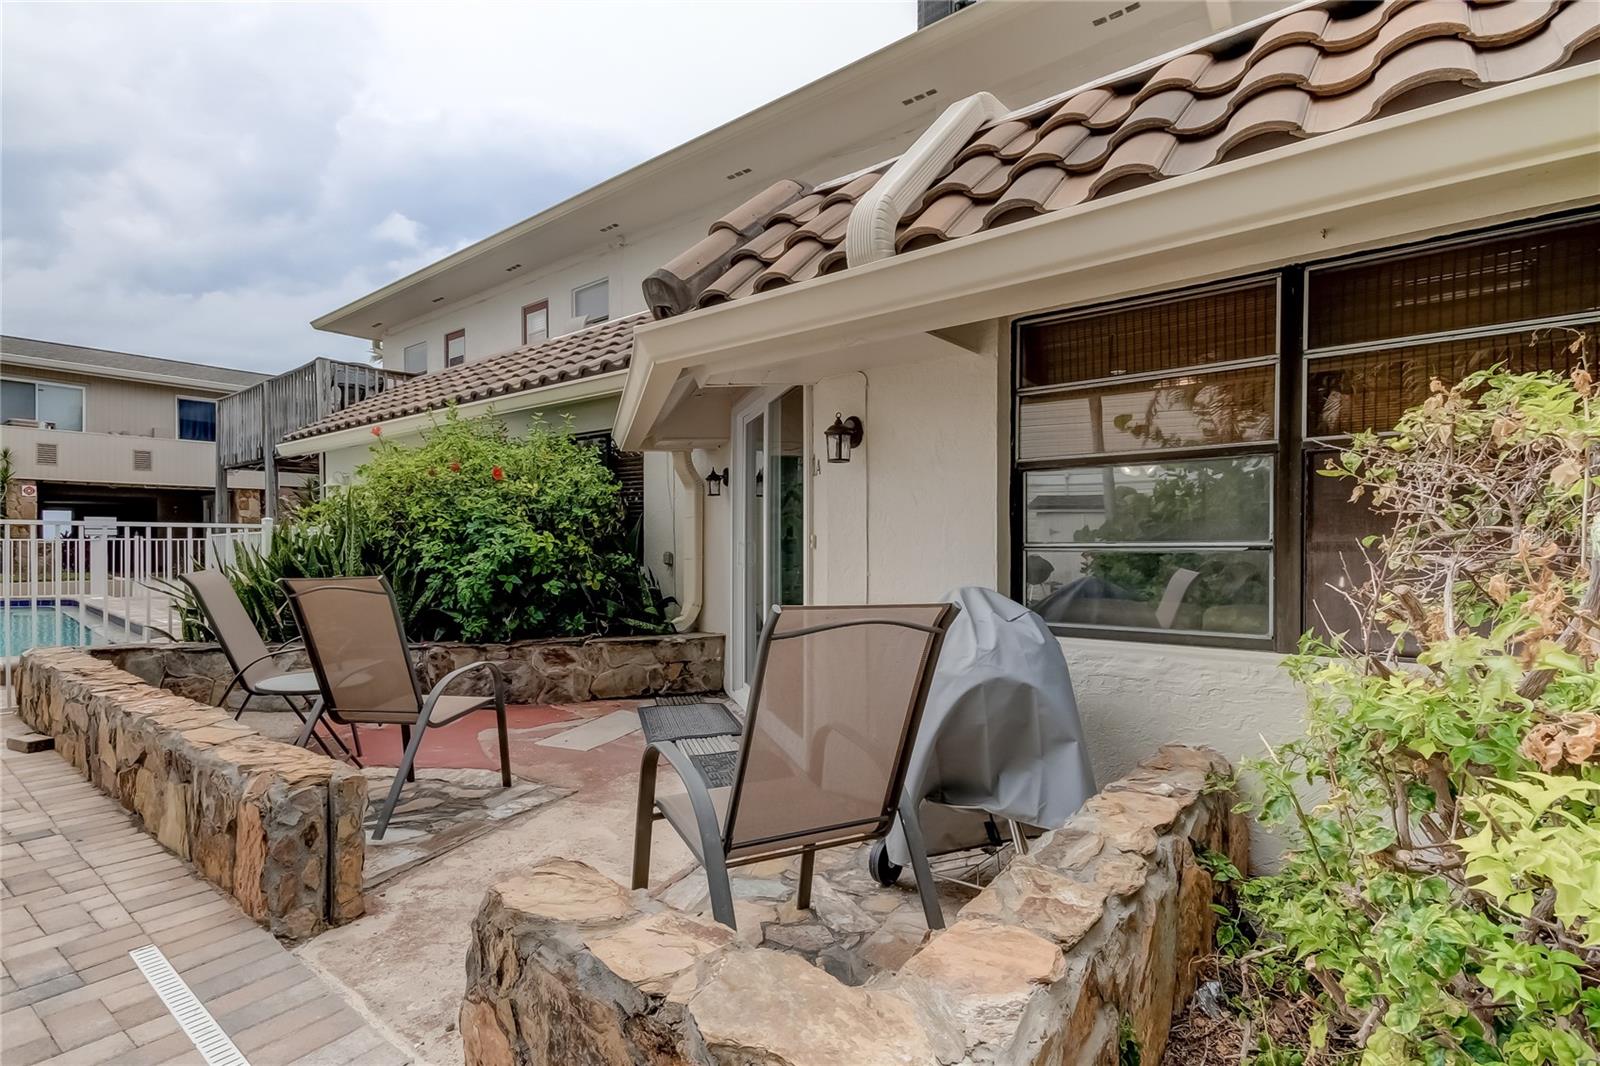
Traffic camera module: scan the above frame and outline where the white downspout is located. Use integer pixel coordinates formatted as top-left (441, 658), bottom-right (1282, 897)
top-left (668, 450), bottom-right (704, 632)
top-left (844, 91), bottom-right (1011, 268)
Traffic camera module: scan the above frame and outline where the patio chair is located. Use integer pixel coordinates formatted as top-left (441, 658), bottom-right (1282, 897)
top-left (281, 576), bottom-right (512, 840)
top-left (632, 602), bottom-right (959, 931)
top-left (179, 569), bottom-right (358, 764)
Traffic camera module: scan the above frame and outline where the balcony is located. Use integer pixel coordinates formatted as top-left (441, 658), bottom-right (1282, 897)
top-left (4, 425), bottom-right (219, 489)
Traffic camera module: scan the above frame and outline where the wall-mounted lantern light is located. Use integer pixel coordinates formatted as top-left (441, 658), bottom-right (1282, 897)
top-left (823, 413), bottom-right (864, 463)
top-left (705, 467), bottom-right (727, 497)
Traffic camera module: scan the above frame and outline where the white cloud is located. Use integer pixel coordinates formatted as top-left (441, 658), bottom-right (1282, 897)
top-left (371, 211), bottom-right (424, 248)
top-left (0, 2), bottom-right (914, 374)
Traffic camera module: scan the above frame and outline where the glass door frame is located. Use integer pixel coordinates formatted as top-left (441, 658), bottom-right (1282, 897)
top-left (727, 385), bottom-right (811, 701)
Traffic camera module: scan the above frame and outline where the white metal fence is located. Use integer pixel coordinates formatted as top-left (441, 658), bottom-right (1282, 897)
top-left (1, 519), bottom-right (273, 681)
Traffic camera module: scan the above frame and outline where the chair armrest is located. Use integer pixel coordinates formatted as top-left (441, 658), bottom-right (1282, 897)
top-left (271, 635), bottom-right (305, 652)
top-left (640, 740), bottom-right (725, 851)
top-left (421, 661), bottom-right (506, 721)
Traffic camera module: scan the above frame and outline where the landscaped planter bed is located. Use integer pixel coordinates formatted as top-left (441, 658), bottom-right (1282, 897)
top-left (460, 745), bottom-right (1246, 1066)
top-left (91, 631), bottom-right (723, 711)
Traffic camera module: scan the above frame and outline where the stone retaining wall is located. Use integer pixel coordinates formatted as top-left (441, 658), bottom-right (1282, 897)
top-left (15, 648), bottom-right (366, 940)
top-left (91, 632), bottom-right (723, 712)
top-left (460, 745), bottom-right (1246, 1066)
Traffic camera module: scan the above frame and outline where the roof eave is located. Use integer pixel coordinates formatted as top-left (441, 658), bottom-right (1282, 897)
top-left (276, 369), bottom-right (629, 457)
top-left (618, 66), bottom-right (1600, 450)
top-left (0, 352), bottom-right (261, 392)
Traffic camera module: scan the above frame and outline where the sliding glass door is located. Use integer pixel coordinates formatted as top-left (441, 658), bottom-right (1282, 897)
top-left (732, 387), bottom-right (806, 695)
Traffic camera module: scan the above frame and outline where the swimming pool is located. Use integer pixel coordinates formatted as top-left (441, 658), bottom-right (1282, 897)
top-left (2, 605), bottom-right (96, 657)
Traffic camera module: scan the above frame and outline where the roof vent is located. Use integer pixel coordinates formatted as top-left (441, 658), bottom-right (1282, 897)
top-left (431, 296), bottom-right (445, 304)
top-left (599, 223), bottom-right (621, 233)
top-left (901, 88), bottom-right (939, 106)
top-left (1092, 3), bottom-right (1141, 27)
top-left (35, 442), bottom-right (57, 465)
top-left (505, 263), bottom-right (522, 271)
top-left (724, 168), bottom-right (752, 181)
top-left (133, 450), bottom-right (152, 472)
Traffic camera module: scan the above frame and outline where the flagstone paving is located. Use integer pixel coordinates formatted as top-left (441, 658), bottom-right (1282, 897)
top-left (0, 716), bottom-right (412, 1066)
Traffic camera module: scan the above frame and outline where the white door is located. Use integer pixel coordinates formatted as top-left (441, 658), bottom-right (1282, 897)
top-left (729, 386), bottom-right (807, 699)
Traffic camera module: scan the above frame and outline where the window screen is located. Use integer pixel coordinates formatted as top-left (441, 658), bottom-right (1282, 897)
top-left (522, 302), bottom-right (549, 345)
top-left (1019, 279), bottom-right (1276, 388)
top-left (445, 329), bottom-right (466, 367)
top-left (1306, 217), bottom-right (1600, 350)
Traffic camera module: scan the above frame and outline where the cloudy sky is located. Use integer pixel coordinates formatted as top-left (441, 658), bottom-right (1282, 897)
top-left (1, 2), bottom-right (914, 373)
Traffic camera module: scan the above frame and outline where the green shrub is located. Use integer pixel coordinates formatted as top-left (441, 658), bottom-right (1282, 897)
top-left (1237, 339), bottom-right (1599, 1065)
top-left (211, 410), bottom-right (668, 644)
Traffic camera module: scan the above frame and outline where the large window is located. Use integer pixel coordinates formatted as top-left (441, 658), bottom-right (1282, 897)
top-left (1, 378), bottom-right (84, 431)
top-left (445, 329), bottom-right (466, 367)
top-left (1017, 280), bottom-right (1280, 642)
top-left (1013, 213), bottom-right (1598, 650)
top-left (176, 397), bottom-right (217, 442)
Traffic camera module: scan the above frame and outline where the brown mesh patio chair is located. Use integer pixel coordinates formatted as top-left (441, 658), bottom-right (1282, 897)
top-left (281, 576), bottom-right (511, 839)
top-left (179, 569), bottom-right (358, 763)
top-left (632, 602), bottom-right (959, 931)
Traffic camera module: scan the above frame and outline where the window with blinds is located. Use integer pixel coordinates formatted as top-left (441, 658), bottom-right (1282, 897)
top-left (1015, 278), bottom-right (1280, 642)
top-left (1012, 212), bottom-right (1596, 651)
top-left (1301, 215), bottom-right (1599, 641)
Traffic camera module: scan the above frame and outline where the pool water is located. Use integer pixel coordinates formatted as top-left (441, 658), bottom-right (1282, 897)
top-left (2, 606), bottom-right (95, 657)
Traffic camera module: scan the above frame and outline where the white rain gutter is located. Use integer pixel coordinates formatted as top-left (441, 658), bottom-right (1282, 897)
top-left (844, 91), bottom-right (1011, 268)
top-left (668, 450), bottom-right (704, 631)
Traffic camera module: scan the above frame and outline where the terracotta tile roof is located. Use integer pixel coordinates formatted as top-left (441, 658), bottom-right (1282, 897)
top-left (281, 313), bottom-right (644, 443)
top-left (647, 0), bottom-right (1599, 319)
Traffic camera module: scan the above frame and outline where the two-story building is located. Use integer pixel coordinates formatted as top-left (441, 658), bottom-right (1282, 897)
top-left (283, 0), bottom-right (1290, 605)
top-left (0, 336), bottom-right (276, 524)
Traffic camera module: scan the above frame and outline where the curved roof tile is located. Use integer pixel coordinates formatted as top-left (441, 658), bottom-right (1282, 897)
top-left (647, 0), bottom-right (1598, 319)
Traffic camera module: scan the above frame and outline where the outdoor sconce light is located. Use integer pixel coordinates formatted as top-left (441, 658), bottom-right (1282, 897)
top-left (705, 467), bottom-right (726, 497)
top-left (824, 413), bottom-right (864, 463)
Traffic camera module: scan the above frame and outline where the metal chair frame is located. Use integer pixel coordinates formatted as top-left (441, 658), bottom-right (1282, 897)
top-left (632, 603), bottom-right (957, 931)
top-left (179, 572), bottom-right (359, 764)
top-left (281, 577), bottom-right (511, 839)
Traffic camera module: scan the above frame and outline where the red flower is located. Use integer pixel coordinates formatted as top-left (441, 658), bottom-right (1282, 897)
top-left (449, 461), bottom-right (461, 472)
top-left (491, 466), bottom-right (504, 481)
top-left (370, 425), bottom-right (382, 436)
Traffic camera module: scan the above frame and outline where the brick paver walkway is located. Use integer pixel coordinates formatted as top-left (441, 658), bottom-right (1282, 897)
top-left (1, 727), bottom-right (411, 1066)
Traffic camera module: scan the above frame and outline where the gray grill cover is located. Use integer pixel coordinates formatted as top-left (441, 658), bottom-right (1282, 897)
top-left (886, 586), bottom-right (1096, 865)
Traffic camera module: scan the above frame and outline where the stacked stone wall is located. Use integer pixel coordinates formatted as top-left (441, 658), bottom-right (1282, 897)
top-left (15, 648), bottom-right (365, 940)
top-left (460, 745), bottom-right (1246, 1065)
top-left (91, 632), bottom-right (724, 711)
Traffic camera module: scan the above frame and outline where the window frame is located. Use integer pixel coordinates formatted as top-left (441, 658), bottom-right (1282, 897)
top-left (1009, 210), bottom-right (1596, 653)
top-left (1011, 274), bottom-right (1288, 651)
top-left (0, 376), bottom-right (87, 433)
top-left (174, 395), bottom-right (218, 443)
top-left (521, 300), bottom-right (550, 345)
top-left (444, 328), bottom-right (466, 367)
top-left (572, 278), bottom-right (609, 322)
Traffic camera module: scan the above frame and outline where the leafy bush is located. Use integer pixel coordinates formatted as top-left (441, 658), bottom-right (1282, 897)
top-left (212, 411), bottom-right (668, 643)
top-left (1235, 335), bottom-right (1599, 1065)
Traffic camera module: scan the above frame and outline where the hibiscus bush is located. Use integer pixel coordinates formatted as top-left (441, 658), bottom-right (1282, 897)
top-left (1227, 333), bottom-right (1600, 1065)
top-left (219, 411), bottom-right (668, 643)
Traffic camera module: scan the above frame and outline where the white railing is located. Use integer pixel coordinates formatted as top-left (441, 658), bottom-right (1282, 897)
top-left (1, 519), bottom-right (273, 683)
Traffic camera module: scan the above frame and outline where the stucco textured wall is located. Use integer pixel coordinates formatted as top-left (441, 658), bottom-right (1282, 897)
top-left (1059, 638), bottom-right (1303, 868)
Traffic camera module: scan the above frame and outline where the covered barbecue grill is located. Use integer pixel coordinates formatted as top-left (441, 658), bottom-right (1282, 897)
top-left (875, 586), bottom-right (1096, 880)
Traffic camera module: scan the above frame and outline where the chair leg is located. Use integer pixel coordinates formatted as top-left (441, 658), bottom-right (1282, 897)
top-left (398, 726), bottom-right (416, 782)
top-left (796, 848), bottom-right (816, 912)
top-left (233, 692), bottom-right (252, 721)
top-left (373, 719), bottom-right (429, 840)
top-left (631, 749), bottom-right (658, 891)
top-left (350, 724), bottom-right (362, 758)
top-left (494, 698), bottom-right (511, 789)
top-left (899, 794), bottom-right (946, 931)
top-left (704, 849), bottom-right (737, 930)
top-left (294, 698), bottom-right (325, 748)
